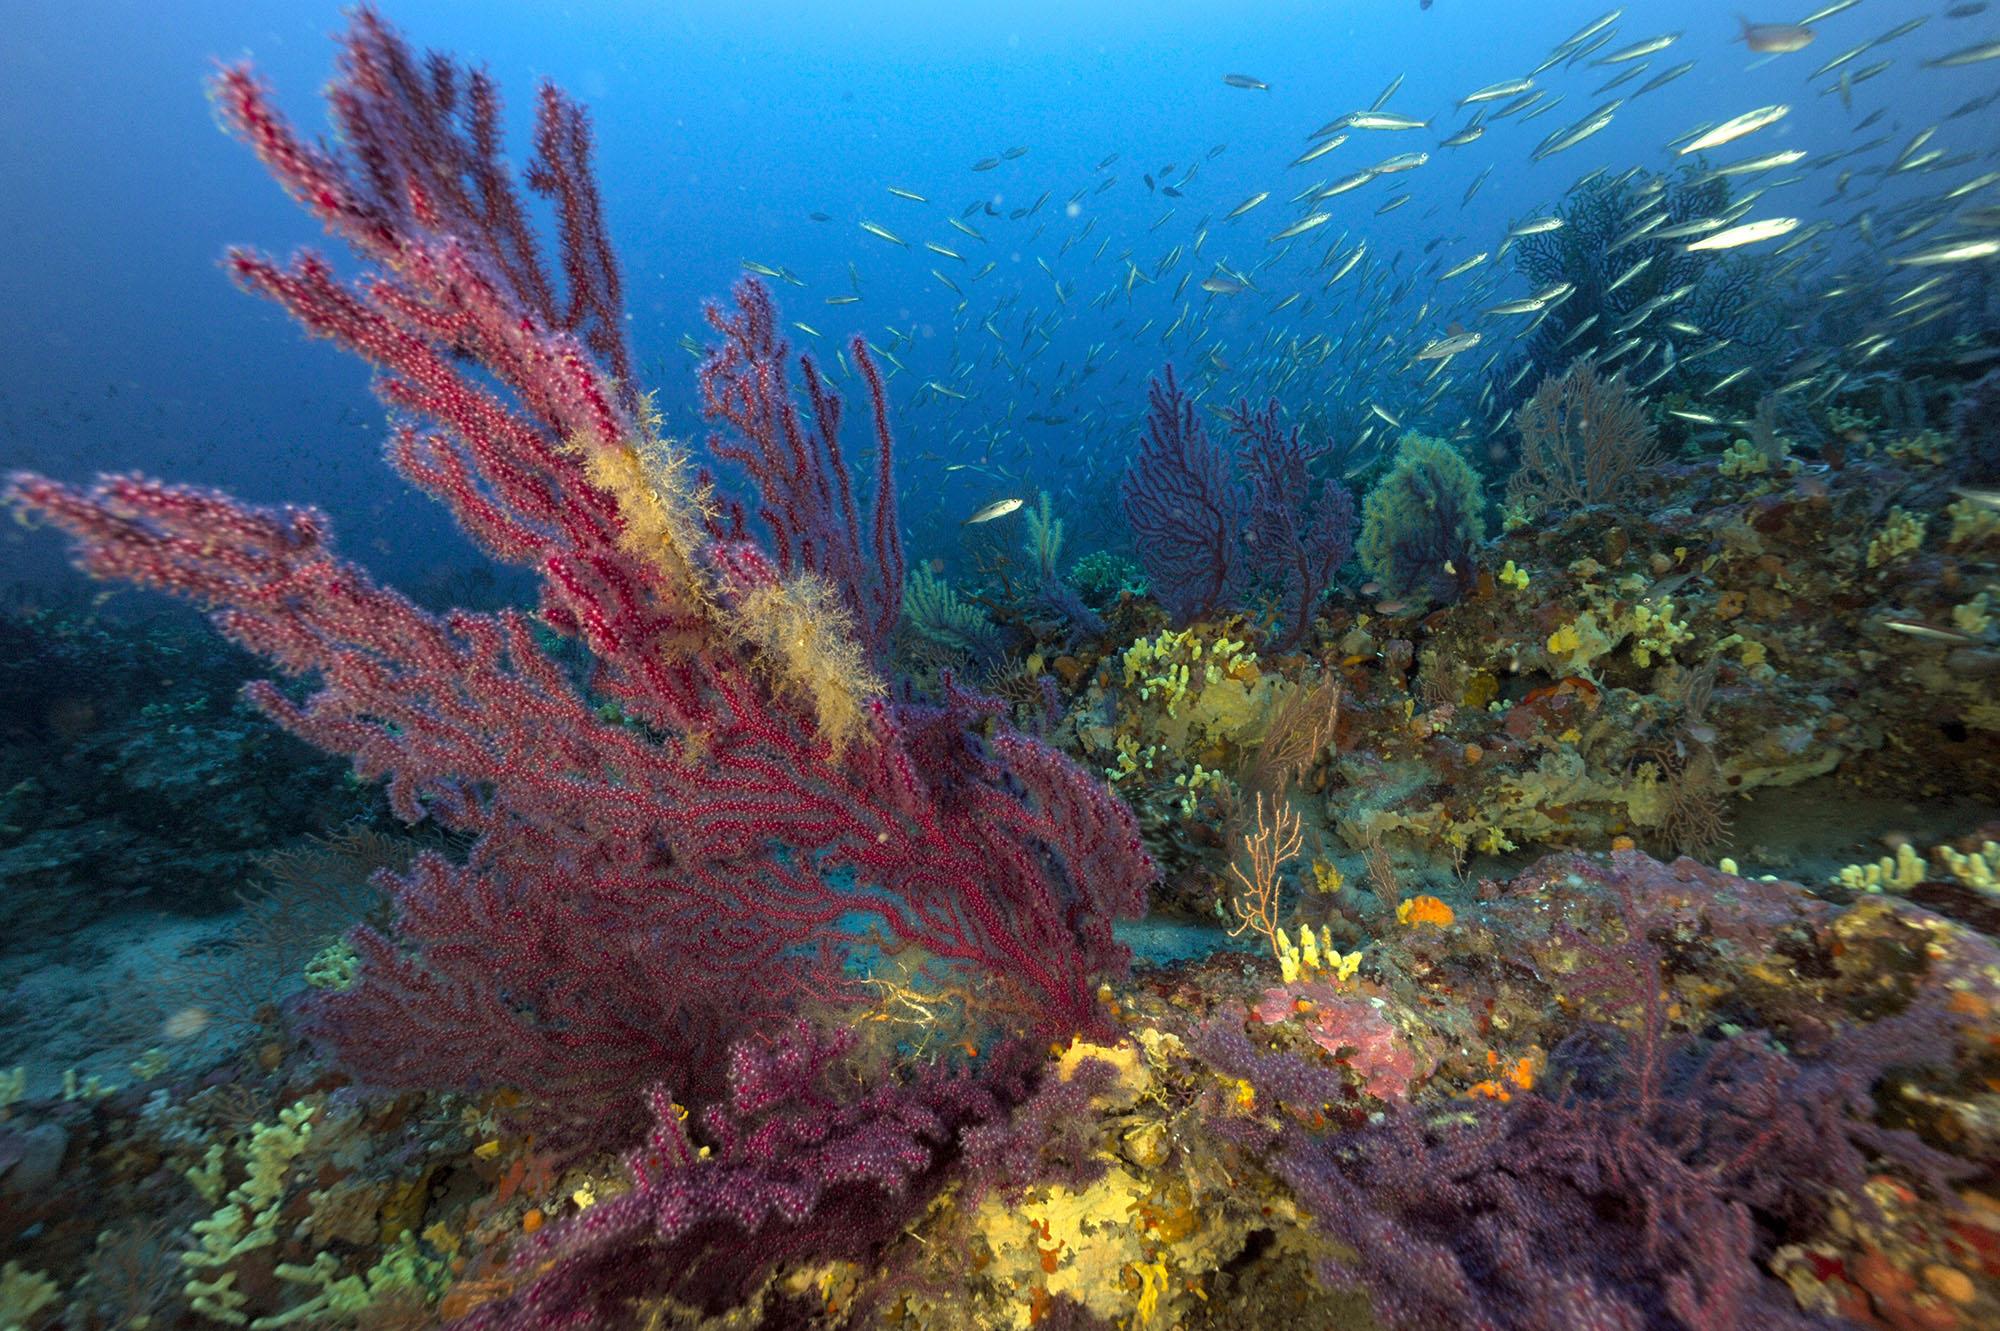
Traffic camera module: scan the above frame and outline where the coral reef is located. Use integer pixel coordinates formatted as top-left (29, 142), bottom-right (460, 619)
top-left (7, 12), bottom-right (2000, 1331)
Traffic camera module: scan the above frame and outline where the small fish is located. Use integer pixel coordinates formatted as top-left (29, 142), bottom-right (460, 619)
top-left (1953, 486), bottom-right (2000, 511)
top-left (1270, 212), bottom-right (1334, 242)
top-left (1003, 145), bottom-right (1029, 159)
top-left (1559, 312), bottom-right (1600, 346)
top-left (971, 157), bottom-right (1000, 171)
top-left (1884, 620), bottom-right (1978, 644)
top-left (1440, 125), bottom-right (1487, 147)
top-left (1635, 60), bottom-right (1696, 96)
top-left (924, 241), bottom-right (965, 262)
top-left (1683, 216), bottom-right (1800, 250)
top-left (1889, 238), bottom-right (2000, 265)
top-left (1224, 73), bottom-right (1270, 90)
top-left (1507, 215), bottom-right (1565, 237)
top-left (1227, 192), bottom-right (1270, 219)
top-left (1200, 275), bottom-right (1247, 295)
top-left (1440, 252), bottom-right (1488, 279)
top-left (1736, 19), bottom-right (1815, 54)
top-left (1459, 78), bottom-right (1534, 106)
top-left (1606, 255), bottom-right (1654, 292)
top-left (1371, 151), bottom-right (1429, 173)
top-left (963, 497), bottom-right (1023, 524)
top-left (1668, 408), bottom-right (1724, 425)
top-left (859, 220), bottom-right (908, 247)
top-left (1594, 32), bottom-right (1681, 64)
top-left (1484, 296), bottom-right (1548, 316)
top-left (1347, 111), bottom-right (1429, 130)
top-left (1291, 136), bottom-right (1348, 166)
top-left (824, 295), bottom-right (860, 305)
top-left (808, 211), bottom-right (831, 222)
top-left (1928, 40), bottom-right (2000, 66)
top-left (1416, 330), bottom-right (1482, 359)
top-left (886, 186), bottom-right (928, 202)
top-left (1558, 9), bottom-right (1626, 52)
top-left (1651, 216), bottom-right (1724, 239)
top-left (1706, 148), bottom-right (1807, 178)
top-left (1680, 105), bottom-right (1789, 155)
top-left (1320, 170), bottom-right (1379, 197)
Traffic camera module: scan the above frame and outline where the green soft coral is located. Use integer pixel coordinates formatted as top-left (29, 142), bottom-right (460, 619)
top-left (1, 1262), bottom-right (59, 1331)
top-left (1356, 432), bottom-right (1486, 601)
top-left (255, 1232), bottom-right (445, 1329)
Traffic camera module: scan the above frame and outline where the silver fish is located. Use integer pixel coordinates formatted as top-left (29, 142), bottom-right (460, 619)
top-left (1679, 105), bottom-right (1789, 155)
top-left (963, 497), bottom-right (1024, 524)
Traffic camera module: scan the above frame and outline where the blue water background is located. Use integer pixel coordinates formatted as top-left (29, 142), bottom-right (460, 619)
top-left (3, 0), bottom-right (1990, 590)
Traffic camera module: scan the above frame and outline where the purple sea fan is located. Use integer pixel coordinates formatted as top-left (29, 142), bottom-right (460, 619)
top-left (450, 1024), bottom-right (1042, 1329)
top-left (7, 7), bottom-right (1156, 1161)
top-left (1119, 365), bottom-right (1248, 622)
top-left (1231, 397), bottom-right (1356, 652)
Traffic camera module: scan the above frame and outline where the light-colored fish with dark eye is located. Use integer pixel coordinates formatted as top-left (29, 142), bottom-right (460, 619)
top-left (963, 497), bottom-right (1023, 524)
top-left (1884, 620), bottom-right (1979, 645)
top-left (1458, 78), bottom-right (1534, 107)
top-left (1736, 18), bottom-right (1815, 53)
top-left (1320, 170), bottom-right (1380, 197)
top-left (1414, 331), bottom-right (1483, 361)
top-left (1347, 110), bottom-right (1429, 130)
top-left (1680, 104), bottom-right (1789, 154)
top-left (1507, 215), bottom-right (1564, 237)
top-left (1371, 152), bottom-right (1429, 173)
top-left (1594, 32), bottom-right (1681, 64)
top-left (1684, 216), bottom-right (1800, 250)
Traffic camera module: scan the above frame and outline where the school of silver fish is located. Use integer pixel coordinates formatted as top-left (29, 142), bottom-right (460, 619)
top-left (712, 4), bottom-right (1999, 530)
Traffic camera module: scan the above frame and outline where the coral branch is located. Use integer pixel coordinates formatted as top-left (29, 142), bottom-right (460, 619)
top-left (6, 8), bottom-right (1150, 1163)
top-left (1119, 365), bottom-right (1247, 623)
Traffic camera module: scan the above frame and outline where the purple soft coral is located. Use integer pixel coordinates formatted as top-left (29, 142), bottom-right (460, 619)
top-left (1119, 365), bottom-right (1248, 622)
top-left (1120, 368), bottom-right (1354, 644)
top-left (453, 1025), bottom-right (1040, 1329)
top-left (1209, 855), bottom-right (1969, 1331)
top-left (7, 7), bottom-right (1154, 1162)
